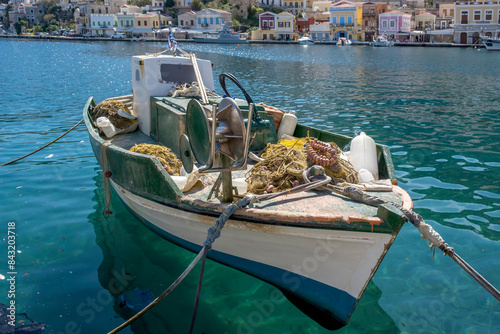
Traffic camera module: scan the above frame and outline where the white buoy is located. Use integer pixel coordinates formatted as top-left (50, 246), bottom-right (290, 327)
top-left (349, 132), bottom-right (379, 180)
top-left (277, 112), bottom-right (297, 140)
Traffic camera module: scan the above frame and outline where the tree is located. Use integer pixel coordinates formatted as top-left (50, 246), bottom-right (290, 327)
top-left (165, 0), bottom-right (175, 7)
top-left (191, 0), bottom-right (203, 11)
top-left (33, 25), bottom-right (44, 33)
top-left (14, 19), bottom-right (29, 35)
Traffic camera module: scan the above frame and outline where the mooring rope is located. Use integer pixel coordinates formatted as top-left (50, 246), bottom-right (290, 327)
top-left (1, 119), bottom-right (83, 167)
top-left (324, 183), bottom-right (500, 302)
top-left (107, 244), bottom-right (208, 334)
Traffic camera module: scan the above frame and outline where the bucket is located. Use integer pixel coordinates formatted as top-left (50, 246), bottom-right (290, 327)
top-left (96, 117), bottom-right (116, 138)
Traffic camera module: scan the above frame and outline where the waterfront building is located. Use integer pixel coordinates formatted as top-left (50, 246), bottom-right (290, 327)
top-left (133, 13), bottom-right (171, 38)
top-left (254, 11), bottom-right (277, 40)
top-left (361, 2), bottom-right (387, 42)
top-left (120, 4), bottom-right (141, 14)
top-left (436, 3), bottom-right (454, 30)
top-left (178, 11), bottom-right (197, 29)
top-left (309, 20), bottom-right (332, 40)
top-left (283, 0), bottom-right (304, 15)
top-left (414, 12), bottom-right (436, 42)
top-left (9, 3), bottom-right (44, 25)
top-left (116, 12), bottom-right (140, 37)
top-left (276, 11), bottom-right (295, 40)
top-left (194, 8), bottom-right (232, 32)
top-left (296, 17), bottom-right (316, 33)
top-left (90, 13), bottom-right (115, 37)
top-left (453, 1), bottom-right (500, 44)
top-left (378, 10), bottom-right (411, 42)
top-left (329, 1), bottom-right (359, 41)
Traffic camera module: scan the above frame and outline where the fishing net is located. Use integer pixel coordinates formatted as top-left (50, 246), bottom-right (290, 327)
top-left (245, 138), bottom-right (358, 194)
top-left (91, 99), bottom-right (136, 130)
top-left (130, 144), bottom-right (183, 176)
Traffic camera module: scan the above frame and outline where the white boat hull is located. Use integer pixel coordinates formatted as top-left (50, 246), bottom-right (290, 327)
top-left (482, 38), bottom-right (500, 51)
top-left (111, 180), bottom-right (398, 327)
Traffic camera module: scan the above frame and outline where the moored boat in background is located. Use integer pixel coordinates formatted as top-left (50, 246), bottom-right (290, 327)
top-left (372, 35), bottom-right (394, 47)
top-left (193, 29), bottom-right (247, 44)
top-left (481, 37), bottom-right (500, 51)
top-left (298, 35), bottom-right (315, 45)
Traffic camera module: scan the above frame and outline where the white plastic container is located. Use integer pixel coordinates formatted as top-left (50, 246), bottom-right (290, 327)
top-left (349, 132), bottom-right (379, 180)
top-left (96, 117), bottom-right (116, 138)
top-left (277, 112), bottom-right (298, 140)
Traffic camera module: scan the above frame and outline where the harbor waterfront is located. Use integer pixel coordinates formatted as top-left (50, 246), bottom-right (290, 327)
top-left (1, 40), bottom-right (499, 333)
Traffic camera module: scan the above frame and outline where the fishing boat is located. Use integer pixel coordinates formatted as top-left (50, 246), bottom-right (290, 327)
top-left (372, 35), bottom-right (394, 47)
top-left (481, 37), bottom-right (500, 51)
top-left (337, 37), bottom-right (352, 46)
top-left (298, 36), bottom-right (315, 45)
top-left (193, 29), bottom-right (247, 44)
top-left (83, 46), bottom-right (413, 330)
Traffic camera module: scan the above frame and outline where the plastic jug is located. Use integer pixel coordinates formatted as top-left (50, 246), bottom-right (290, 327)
top-left (96, 117), bottom-right (116, 138)
top-left (349, 132), bottom-right (379, 180)
top-left (277, 112), bottom-right (297, 140)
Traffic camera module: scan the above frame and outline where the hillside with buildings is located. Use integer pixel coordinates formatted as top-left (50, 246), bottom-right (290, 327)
top-left (1, 0), bottom-right (498, 45)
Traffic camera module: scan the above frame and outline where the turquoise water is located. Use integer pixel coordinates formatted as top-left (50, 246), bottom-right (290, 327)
top-left (1, 39), bottom-right (499, 333)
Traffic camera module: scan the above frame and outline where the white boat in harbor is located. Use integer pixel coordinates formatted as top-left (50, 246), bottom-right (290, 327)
top-left (193, 29), bottom-right (247, 44)
top-left (337, 37), bottom-right (352, 46)
top-left (298, 36), bottom-right (315, 45)
top-left (83, 43), bottom-right (414, 330)
top-left (481, 38), bottom-right (500, 51)
top-left (372, 35), bottom-right (394, 47)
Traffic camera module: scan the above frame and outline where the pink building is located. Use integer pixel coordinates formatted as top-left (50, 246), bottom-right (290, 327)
top-left (378, 10), bottom-right (411, 41)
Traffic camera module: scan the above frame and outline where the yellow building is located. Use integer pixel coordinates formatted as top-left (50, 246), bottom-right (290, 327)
top-left (454, 1), bottom-right (500, 44)
top-left (133, 14), bottom-right (171, 38)
top-left (329, 1), bottom-right (360, 41)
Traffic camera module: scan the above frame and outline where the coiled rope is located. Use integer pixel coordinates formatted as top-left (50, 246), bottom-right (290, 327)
top-left (1, 119), bottom-right (83, 167)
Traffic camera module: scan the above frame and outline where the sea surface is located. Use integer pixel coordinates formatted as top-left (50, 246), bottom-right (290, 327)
top-left (1, 39), bottom-right (499, 334)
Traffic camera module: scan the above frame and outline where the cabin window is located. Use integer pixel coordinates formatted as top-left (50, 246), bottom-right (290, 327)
top-left (138, 21), bottom-right (141, 26)
top-left (390, 20), bottom-right (395, 28)
top-left (159, 64), bottom-right (198, 84)
top-left (210, 18), bottom-right (213, 24)
top-left (331, 17), bottom-right (337, 25)
top-left (485, 10), bottom-right (492, 21)
top-left (144, 21), bottom-right (147, 26)
top-left (216, 18), bottom-right (219, 24)
top-left (474, 10), bottom-right (480, 21)
top-left (198, 18), bottom-right (201, 24)
top-left (278, 22), bottom-right (283, 28)
top-left (382, 20), bottom-right (387, 29)
top-left (364, 20), bottom-right (368, 27)
top-left (347, 16), bottom-right (353, 25)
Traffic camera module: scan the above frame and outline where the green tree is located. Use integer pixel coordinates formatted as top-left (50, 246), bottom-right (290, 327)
top-left (14, 19), bottom-right (29, 34)
top-left (33, 25), bottom-right (44, 33)
top-left (191, 0), bottom-right (203, 11)
top-left (47, 23), bottom-right (59, 33)
top-left (165, 0), bottom-right (175, 7)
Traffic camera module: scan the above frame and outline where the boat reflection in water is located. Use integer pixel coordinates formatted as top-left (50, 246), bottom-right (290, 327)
top-left (88, 174), bottom-right (398, 333)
